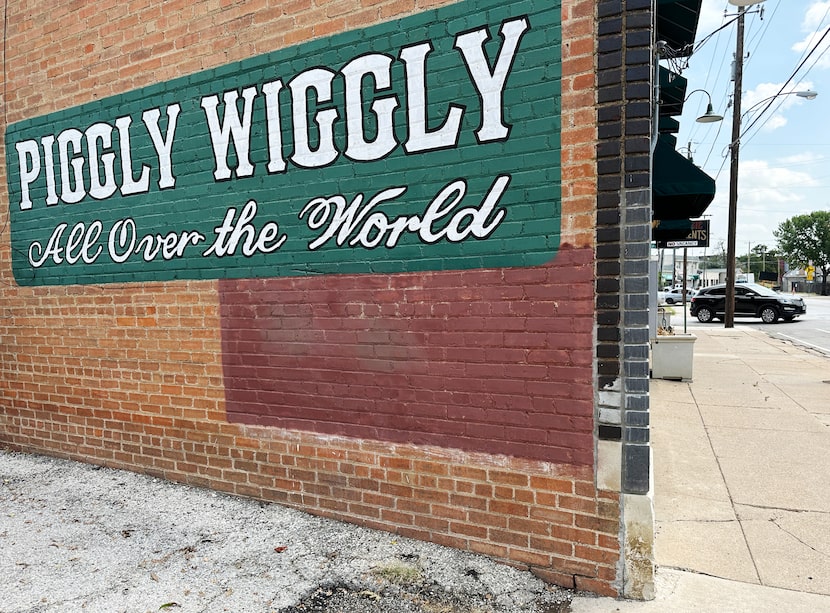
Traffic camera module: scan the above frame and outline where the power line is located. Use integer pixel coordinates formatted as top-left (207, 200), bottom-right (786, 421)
top-left (737, 2), bottom-right (830, 148)
top-left (680, 3), bottom-right (830, 174)
top-left (741, 25), bottom-right (830, 138)
top-left (790, 0), bottom-right (830, 80)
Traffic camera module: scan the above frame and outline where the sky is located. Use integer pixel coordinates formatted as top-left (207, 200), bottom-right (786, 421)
top-left (669, 0), bottom-right (830, 258)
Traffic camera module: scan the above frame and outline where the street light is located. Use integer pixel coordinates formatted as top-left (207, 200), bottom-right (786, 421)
top-left (741, 90), bottom-right (818, 126)
top-left (723, 0), bottom-right (816, 326)
top-left (685, 89), bottom-right (724, 124)
top-left (743, 90), bottom-right (818, 112)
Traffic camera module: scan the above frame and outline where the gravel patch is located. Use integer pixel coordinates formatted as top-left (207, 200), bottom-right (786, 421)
top-left (0, 449), bottom-right (576, 612)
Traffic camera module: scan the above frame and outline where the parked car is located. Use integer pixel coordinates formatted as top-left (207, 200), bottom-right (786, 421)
top-left (690, 283), bottom-right (806, 323)
top-left (658, 286), bottom-right (696, 304)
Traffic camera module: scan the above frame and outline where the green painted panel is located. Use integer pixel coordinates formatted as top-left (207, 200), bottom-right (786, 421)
top-left (5, 0), bottom-right (561, 286)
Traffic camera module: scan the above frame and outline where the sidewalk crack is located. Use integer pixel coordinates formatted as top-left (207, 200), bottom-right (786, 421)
top-left (770, 519), bottom-right (830, 559)
top-left (689, 387), bottom-right (763, 584)
top-left (661, 519), bottom-right (735, 524)
top-left (737, 502), bottom-right (830, 516)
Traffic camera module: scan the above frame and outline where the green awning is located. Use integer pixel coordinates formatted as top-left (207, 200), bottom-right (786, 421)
top-left (659, 116), bottom-right (680, 134)
top-left (659, 67), bottom-right (687, 117)
top-left (657, 0), bottom-right (703, 57)
top-left (653, 134), bottom-right (715, 220)
top-left (660, 132), bottom-right (677, 149)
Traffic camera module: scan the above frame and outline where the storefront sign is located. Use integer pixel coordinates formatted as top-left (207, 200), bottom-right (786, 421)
top-left (656, 219), bottom-right (710, 249)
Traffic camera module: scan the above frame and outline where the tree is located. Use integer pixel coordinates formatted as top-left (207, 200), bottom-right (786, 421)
top-left (703, 240), bottom-right (727, 269)
top-left (774, 211), bottom-right (830, 295)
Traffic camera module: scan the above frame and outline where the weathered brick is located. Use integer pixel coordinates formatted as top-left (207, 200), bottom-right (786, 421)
top-left (0, 0), bottom-right (622, 599)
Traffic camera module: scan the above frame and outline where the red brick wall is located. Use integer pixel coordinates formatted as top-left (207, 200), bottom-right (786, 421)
top-left (0, 0), bottom-right (617, 595)
top-left (220, 246), bottom-right (595, 465)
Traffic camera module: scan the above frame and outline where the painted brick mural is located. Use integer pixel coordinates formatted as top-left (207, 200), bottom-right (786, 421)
top-left (0, 0), bottom-right (617, 596)
top-left (6, 0), bottom-right (560, 285)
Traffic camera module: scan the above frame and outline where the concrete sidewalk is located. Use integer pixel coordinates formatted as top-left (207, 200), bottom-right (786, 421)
top-left (573, 326), bottom-right (830, 612)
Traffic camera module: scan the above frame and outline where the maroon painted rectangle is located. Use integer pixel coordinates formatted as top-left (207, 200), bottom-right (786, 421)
top-left (219, 246), bottom-right (594, 464)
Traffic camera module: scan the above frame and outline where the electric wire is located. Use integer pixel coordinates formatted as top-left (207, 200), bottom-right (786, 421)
top-left (744, 0), bottom-right (778, 59)
top-left (681, 3), bottom-right (735, 168)
top-left (788, 1), bottom-right (830, 78)
top-left (741, 25), bottom-right (830, 138)
top-left (681, 1), bottom-right (771, 169)
top-left (739, 18), bottom-right (830, 148)
top-left (683, 2), bottom-right (830, 191)
top-left (739, 1), bottom-right (830, 141)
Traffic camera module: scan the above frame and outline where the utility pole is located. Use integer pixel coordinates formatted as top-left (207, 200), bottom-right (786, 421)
top-left (724, 6), bottom-right (747, 328)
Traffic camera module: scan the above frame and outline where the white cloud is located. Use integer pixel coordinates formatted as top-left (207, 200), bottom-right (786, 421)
top-left (739, 159), bottom-right (819, 203)
top-left (777, 152), bottom-right (826, 165)
top-left (792, 1), bottom-right (830, 69)
top-left (802, 1), bottom-right (830, 31)
top-left (697, 0), bottom-right (729, 39)
top-left (703, 159), bottom-right (821, 248)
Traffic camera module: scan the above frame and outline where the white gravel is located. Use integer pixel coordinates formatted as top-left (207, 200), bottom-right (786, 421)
top-left (0, 449), bottom-right (576, 613)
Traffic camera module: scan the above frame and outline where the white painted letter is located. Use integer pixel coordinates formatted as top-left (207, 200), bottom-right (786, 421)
top-left (454, 17), bottom-right (529, 142)
top-left (200, 88), bottom-right (258, 180)
top-left (143, 104), bottom-right (181, 190)
top-left (109, 218), bottom-right (136, 263)
top-left (15, 140), bottom-right (40, 210)
top-left (116, 116), bottom-right (151, 196)
top-left (400, 42), bottom-right (463, 153)
top-left (341, 54), bottom-right (399, 161)
top-left (57, 128), bottom-right (86, 204)
top-left (262, 79), bottom-right (287, 174)
top-left (86, 122), bottom-right (118, 200)
top-left (41, 135), bottom-right (59, 206)
top-left (289, 68), bottom-right (339, 168)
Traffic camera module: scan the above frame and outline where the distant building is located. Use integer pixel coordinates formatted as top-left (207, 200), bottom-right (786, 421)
top-left (699, 268), bottom-right (726, 287)
top-left (784, 269), bottom-right (807, 292)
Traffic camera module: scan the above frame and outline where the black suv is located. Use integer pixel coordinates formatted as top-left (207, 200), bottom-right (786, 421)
top-left (690, 283), bottom-right (806, 324)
